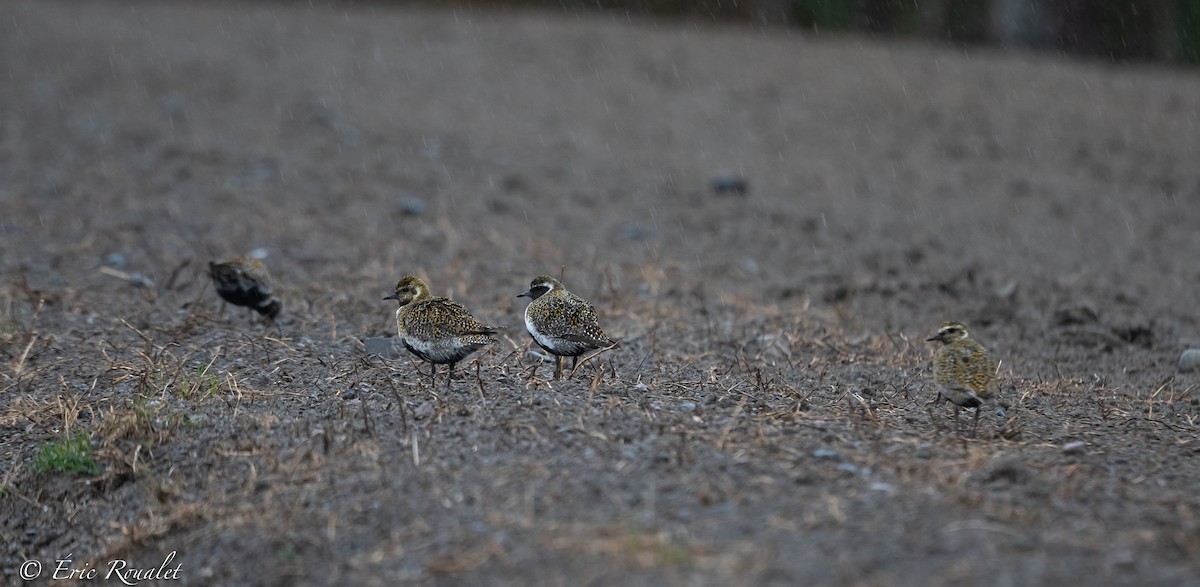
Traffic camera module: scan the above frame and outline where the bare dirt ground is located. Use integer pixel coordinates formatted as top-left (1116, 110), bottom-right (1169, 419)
top-left (2, 1), bottom-right (1200, 585)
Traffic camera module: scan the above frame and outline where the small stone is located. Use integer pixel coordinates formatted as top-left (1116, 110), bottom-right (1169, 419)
top-left (995, 279), bottom-right (1018, 300)
top-left (1053, 303), bottom-right (1099, 326)
top-left (527, 349), bottom-right (553, 363)
top-left (420, 137), bottom-right (442, 160)
top-left (1062, 441), bottom-right (1088, 454)
top-left (363, 336), bottom-right (399, 359)
top-left (413, 401), bottom-right (436, 420)
top-left (980, 454), bottom-right (1030, 484)
top-left (1179, 349), bottom-right (1200, 372)
top-left (397, 195), bottom-right (427, 216)
top-left (711, 174), bottom-right (749, 195)
top-left (104, 252), bottom-right (128, 268)
top-left (751, 333), bottom-right (791, 362)
top-left (616, 221), bottom-right (647, 241)
top-left (812, 448), bottom-right (841, 460)
top-left (126, 272), bottom-right (154, 288)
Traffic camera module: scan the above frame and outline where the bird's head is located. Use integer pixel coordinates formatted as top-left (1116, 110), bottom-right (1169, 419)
top-left (384, 275), bottom-right (429, 306)
top-left (517, 275), bottom-right (563, 300)
top-left (927, 321), bottom-right (970, 344)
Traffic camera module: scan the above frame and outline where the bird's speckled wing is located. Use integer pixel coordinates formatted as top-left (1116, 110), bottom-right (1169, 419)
top-left (241, 259), bottom-right (273, 287)
top-left (537, 293), bottom-right (612, 346)
top-left (935, 340), bottom-right (994, 396)
top-left (209, 259), bottom-right (281, 318)
top-left (405, 297), bottom-right (496, 341)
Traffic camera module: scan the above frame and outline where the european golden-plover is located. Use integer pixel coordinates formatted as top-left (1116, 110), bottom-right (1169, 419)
top-left (518, 275), bottom-right (616, 379)
top-left (384, 275), bottom-right (497, 388)
top-left (927, 320), bottom-right (997, 436)
top-left (208, 257), bottom-right (281, 320)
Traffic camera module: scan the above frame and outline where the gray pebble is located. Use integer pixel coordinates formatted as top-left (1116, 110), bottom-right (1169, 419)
top-left (616, 221), bottom-right (646, 241)
top-left (397, 195), bottom-right (427, 216)
top-left (413, 401), bottom-right (436, 420)
top-left (527, 349), bottom-right (553, 363)
top-left (711, 174), bottom-right (749, 195)
top-left (671, 401), bottom-right (697, 412)
top-left (1062, 441), bottom-right (1088, 454)
top-left (995, 279), bottom-right (1018, 300)
top-left (980, 454), bottom-right (1031, 484)
top-left (127, 272), bottom-right (154, 289)
top-left (104, 252), bottom-right (128, 268)
top-left (1179, 349), bottom-right (1200, 372)
top-left (363, 336), bottom-right (399, 359)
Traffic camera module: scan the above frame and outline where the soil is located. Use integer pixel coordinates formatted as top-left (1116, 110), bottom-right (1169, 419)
top-left (2, 1), bottom-right (1199, 585)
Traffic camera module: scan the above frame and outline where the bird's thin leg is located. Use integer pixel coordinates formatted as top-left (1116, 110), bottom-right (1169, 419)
top-left (447, 362), bottom-right (456, 390)
top-left (971, 407), bottom-right (981, 437)
top-left (428, 362), bottom-right (437, 388)
top-left (953, 404), bottom-right (962, 433)
top-left (554, 356), bottom-right (563, 380)
top-left (926, 393), bottom-right (942, 429)
top-left (568, 356), bottom-right (579, 379)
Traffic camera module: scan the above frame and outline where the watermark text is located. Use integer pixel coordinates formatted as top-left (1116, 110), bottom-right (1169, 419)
top-left (19, 552), bottom-right (182, 584)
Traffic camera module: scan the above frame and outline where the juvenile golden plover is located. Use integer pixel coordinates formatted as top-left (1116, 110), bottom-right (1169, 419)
top-left (518, 275), bottom-right (616, 379)
top-left (208, 257), bottom-right (281, 320)
top-left (384, 275), bottom-right (497, 388)
top-left (927, 320), bottom-right (997, 436)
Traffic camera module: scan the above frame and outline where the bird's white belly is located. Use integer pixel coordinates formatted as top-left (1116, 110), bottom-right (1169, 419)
top-left (525, 309), bottom-right (557, 350)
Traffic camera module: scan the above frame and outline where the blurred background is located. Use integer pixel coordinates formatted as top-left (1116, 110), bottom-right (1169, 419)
top-left (446, 0), bottom-right (1200, 64)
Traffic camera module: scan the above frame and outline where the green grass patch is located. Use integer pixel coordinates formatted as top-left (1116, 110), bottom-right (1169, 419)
top-left (177, 363), bottom-right (222, 400)
top-left (34, 431), bottom-right (99, 475)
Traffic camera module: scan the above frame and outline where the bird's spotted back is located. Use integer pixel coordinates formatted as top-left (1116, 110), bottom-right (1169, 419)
top-left (208, 257), bottom-right (281, 319)
top-left (529, 290), bottom-right (610, 343)
top-left (929, 321), bottom-right (996, 400)
top-left (399, 296), bottom-right (496, 344)
top-left (933, 338), bottom-right (996, 397)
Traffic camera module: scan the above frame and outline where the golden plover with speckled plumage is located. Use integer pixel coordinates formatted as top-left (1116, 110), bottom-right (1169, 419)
top-left (208, 257), bottom-right (281, 320)
top-left (518, 275), bottom-right (617, 380)
top-left (384, 275), bottom-right (497, 388)
top-left (927, 320), bottom-right (998, 436)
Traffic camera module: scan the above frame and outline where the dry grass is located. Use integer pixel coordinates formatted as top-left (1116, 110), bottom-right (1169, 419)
top-left (5, 277), bottom-right (1195, 585)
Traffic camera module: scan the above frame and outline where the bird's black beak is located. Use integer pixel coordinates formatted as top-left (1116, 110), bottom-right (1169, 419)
top-left (926, 334), bottom-right (941, 342)
top-left (517, 289), bottom-right (533, 299)
top-left (383, 293), bottom-right (399, 301)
